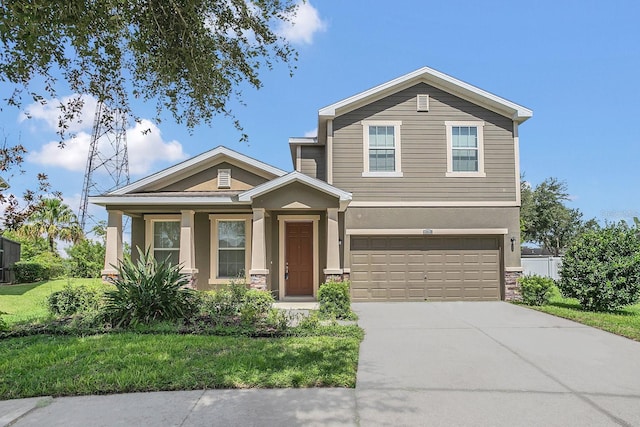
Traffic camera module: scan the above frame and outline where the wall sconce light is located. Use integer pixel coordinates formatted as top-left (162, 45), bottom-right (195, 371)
top-left (338, 238), bottom-right (342, 246)
top-left (510, 237), bottom-right (516, 252)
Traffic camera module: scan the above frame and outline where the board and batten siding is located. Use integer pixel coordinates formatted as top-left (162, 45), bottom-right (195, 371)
top-left (299, 146), bottom-right (326, 181)
top-left (331, 82), bottom-right (516, 202)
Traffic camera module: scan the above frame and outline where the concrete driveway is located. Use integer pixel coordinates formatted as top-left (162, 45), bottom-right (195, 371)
top-left (353, 301), bottom-right (640, 427)
top-left (3, 302), bottom-right (640, 426)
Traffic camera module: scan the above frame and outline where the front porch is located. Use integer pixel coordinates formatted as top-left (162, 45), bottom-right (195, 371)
top-left (98, 173), bottom-right (352, 300)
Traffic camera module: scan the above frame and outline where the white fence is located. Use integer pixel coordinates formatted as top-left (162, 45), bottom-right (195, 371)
top-left (521, 257), bottom-right (562, 280)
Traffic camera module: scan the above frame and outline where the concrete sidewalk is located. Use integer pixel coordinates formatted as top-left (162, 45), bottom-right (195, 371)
top-left (3, 302), bottom-right (640, 426)
top-left (1, 389), bottom-right (357, 427)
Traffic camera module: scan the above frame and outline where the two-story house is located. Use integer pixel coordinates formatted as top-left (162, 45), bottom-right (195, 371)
top-left (91, 66), bottom-right (532, 301)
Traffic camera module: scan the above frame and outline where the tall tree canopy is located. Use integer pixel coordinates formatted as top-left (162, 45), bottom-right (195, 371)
top-left (20, 198), bottom-right (83, 252)
top-left (521, 177), bottom-right (595, 256)
top-left (0, 0), bottom-right (298, 140)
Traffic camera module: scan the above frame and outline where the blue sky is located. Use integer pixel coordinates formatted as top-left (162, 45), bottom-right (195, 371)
top-left (2, 0), bottom-right (639, 229)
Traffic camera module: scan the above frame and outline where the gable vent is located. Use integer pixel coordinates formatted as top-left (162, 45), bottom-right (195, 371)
top-left (217, 169), bottom-right (231, 189)
top-left (417, 94), bottom-right (430, 112)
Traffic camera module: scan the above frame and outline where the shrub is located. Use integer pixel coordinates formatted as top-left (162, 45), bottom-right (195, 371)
top-left (240, 289), bottom-right (275, 325)
top-left (47, 284), bottom-right (103, 316)
top-left (518, 275), bottom-right (555, 306)
top-left (66, 239), bottom-right (105, 278)
top-left (559, 222), bottom-right (640, 311)
top-left (14, 261), bottom-right (48, 283)
top-left (318, 279), bottom-right (353, 320)
top-left (103, 248), bottom-right (197, 327)
top-left (199, 282), bottom-right (249, 321)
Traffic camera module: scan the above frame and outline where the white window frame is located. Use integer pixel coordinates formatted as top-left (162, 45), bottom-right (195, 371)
top-left (209, 214), bottom-right (252, 284)
top-left (445, 121), bottom-right (486, 177)
top-left (144, 214), bottom-right (181, 263)
top-left (361, 120), bottom-right (403, 177)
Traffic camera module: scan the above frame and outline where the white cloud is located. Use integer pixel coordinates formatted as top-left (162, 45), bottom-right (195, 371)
top-left (126, 120), bottom-right (187, 175)
top-left (28, 119), bottom-right (187, 176)
top-left (278, 1), bottom-right (326, 45)
top-left (304, 128), bottom-right (318, 137)
top-left (20, 94), bottom-right (98, 134)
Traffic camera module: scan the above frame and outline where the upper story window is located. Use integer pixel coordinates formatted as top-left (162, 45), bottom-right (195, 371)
top-left (362, 120), bottom-right (403, 177)
top-left (445, 121), bottom-right (486, 177)
top-left (145, 215), bottom-right (181, 265)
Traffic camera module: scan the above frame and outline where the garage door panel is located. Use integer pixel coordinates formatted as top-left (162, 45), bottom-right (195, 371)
top-left (351, 236), bottom-right (500, 302)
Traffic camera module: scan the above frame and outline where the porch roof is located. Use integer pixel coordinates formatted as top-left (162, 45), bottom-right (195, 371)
top-left (238, 171), bottom-right (352, 211)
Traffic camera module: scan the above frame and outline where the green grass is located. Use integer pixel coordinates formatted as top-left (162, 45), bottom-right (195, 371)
top-left (0, 331), bottom-right (363, 399)
top-left (526, 294), bottom-right (640, 342)
top-left (0, 279), bottom-right (364, 399)
top-left (0, 278), bottom-right (107, 325)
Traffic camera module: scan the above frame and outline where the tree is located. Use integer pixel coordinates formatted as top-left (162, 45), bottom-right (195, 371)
top-left (521, 177), bottom-right (591, 256)
top-left (66, 238), bottom-right (106, 278)
top-left (19, 198), bottom-right (83, 252)
top-left (0, 135), bottom-right (59, 231)
top-left (559, 222), bottom-right (640, 311)
top-left (0, 0), bottom-right (298, 141)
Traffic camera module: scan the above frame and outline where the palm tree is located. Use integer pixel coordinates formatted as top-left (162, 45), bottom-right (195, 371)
top-left (20, 198), bottom-right (84, 252)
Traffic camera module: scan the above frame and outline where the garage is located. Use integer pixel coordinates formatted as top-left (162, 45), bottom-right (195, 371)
top-left (350, 236), bottom-right (501, 301)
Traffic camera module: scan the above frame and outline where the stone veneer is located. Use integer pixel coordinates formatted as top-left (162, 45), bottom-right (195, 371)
top-left (504, 270), bottom-right (522, 301)
top-left (250, 274), bottom-right (267, 291)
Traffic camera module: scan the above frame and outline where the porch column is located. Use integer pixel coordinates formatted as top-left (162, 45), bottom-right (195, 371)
top-left (324, 208), bottom-right (343, 281)
top-left (179, 210), bottom-right (198, 287)
top-left (102, 210), bottom-right (123, 278)
top-left (249, 208), bottom-right (268, 291)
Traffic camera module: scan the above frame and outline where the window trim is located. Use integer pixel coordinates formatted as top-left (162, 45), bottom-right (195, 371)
top-left (361, 120), bottom-right (403, 177)
top-left (209, 214), bottom-right (252, 285)
top-left (445, 121), bottom-right (486, 177)
top-left (144, 214), bottom-right (181, 264)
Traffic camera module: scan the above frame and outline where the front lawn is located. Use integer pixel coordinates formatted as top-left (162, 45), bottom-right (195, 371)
top-left (0, 329), bottom-right (363, 399)
top-left (527, 295), bottom-right (640, 342)
top-left (0, 278), bottom-right (106, 325)
top-left (0, 278), bottom-right (364, 399)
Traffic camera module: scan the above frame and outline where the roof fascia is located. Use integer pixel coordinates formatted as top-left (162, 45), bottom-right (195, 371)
top-left (110, 146), bottom-right (287, 195)
top-left (318, 66), bottom-right (532, 123)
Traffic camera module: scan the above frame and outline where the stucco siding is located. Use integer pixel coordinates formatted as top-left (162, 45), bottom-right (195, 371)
top-left (332, 82), bottom-right (516, 201)
top-left (299, 146), bottom-right (326, 181)
top-left (252, 182), bottom-right (339, 210)
top-left (194, 212), bottom-right (211, 287)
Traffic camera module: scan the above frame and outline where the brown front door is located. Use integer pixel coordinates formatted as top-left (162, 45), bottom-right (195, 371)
top-left (285, 222), bottom-right (314, 296)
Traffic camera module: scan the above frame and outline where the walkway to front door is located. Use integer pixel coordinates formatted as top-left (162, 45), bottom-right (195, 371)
top-left (285, 222), bottom-right (313, 296)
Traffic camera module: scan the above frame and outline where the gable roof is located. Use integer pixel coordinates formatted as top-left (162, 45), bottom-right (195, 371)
top-left (238, 171), bottom-right (352, 211)
top-left (109, 146), bottom-right (287, 195)
top-left (318, 66), bottom-right (533, 123)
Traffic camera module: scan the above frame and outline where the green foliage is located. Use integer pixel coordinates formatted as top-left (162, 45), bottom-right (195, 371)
top-left (518, 275), bottom-right (555, 306)
top-left (318, 279), bottom-right (354, 320)
top-left (0, 0), bottom-right (297, 140)
top-left (47, 284), bottom-right (102, 316)
top-left (103, 248), bottom-right (196, 327)
top-left (1, 230), bottom-right (48, 259)
top-left (196, 283), bottom-right (287, 334)
top-left (559, 222), bottom-right (640, 311)
top-left (0, 311), bottom-right (7, 331)
top-left (65, 239), bottom-right (105, 278)
top-left (19, 198), bottom-right (83, 253)
top-left (520, 177), bottom-right (593, 256)
top-left (14, 261), bottom-right (47, 283)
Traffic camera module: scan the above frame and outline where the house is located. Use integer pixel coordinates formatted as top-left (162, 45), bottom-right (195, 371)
top-left (90, 66), bottom-right (532, 301)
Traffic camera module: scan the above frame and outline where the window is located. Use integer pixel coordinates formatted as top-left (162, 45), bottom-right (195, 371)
top-left (362, 120), bottom-right (402, 177)
top-left (217, 220), bottom-right (245, 278)
top-left (445, 121), bottom-right (486, 177)
top-left (145, 216), bottom-right (181, 265)
top-left (209, 215), bottom-right (252, 284)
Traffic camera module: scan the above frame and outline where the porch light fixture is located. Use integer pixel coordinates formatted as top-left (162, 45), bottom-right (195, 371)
top-left (510, 237), bottom-right (516, 252)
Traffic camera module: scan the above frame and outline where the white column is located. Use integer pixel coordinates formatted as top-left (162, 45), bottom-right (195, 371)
top-left (102, 210), bottom-right (123, 276)
top-left (249, 208), bottom-right (268, 274)
top-left (179, 210), bottom-right (198, 274)
top-left (324, 208), bottom-right (342, 274)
